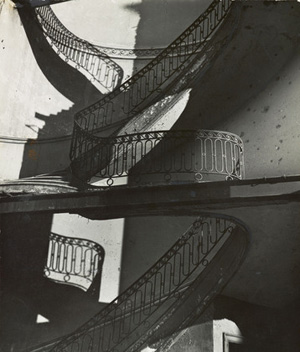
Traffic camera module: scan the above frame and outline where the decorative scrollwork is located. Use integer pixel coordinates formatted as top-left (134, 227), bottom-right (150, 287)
top-left (195, 172), bottom-right (203, 182)
top-left (68, 0), bottom-right (235, 182)
top-left (34, 6), bottom-right (123, 93)
top-left (44, 233), bottom-right (104, 292)
top-left (43, 214), bottom-right (248, 352)
top-left (80, 129), bottom-right (244, 186)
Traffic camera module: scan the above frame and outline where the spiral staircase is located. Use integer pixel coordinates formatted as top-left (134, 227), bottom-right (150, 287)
top-left (0, 0), bottom-right (242, 194)
top-left (1, 1), bottom-right (252, 351)
top-left (29, 215), bottom-right (249, 352)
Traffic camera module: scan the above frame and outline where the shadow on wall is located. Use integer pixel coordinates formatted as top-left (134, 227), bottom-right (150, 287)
top-left (0, 213), bottom-right (53, 351)
top-left (17, 6), bottom-right (122, 177)
top-left (214, 295), bottom-right (300, 352)
top-left (0, 5), bottom-right (122, 351)
top-left (0, 212), bottom-right (107, 351)
top-left (117, 0), bottom-right (216, 290)
top-left (118, 0), bottom-right (300, 341)
top-left (119, 1), bottom-right (293, 188)
top-left (171, 1), bottom-right (300, 130)
top-left (125, 0), bottom-right (212, 49)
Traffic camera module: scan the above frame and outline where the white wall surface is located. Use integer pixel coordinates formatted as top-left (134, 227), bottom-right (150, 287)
top-left (51, 213), bottom-right (124, 303)
top-left (53, 0), bottom-right (212, 49)
top-left (0, 2), bottom-right (73, 139)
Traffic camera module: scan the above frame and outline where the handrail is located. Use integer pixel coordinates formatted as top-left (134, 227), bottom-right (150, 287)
top-left (39, 214), bottom-right (248, 352)
top-left (71, 129), bottom-right (245, 185)
top-left (34, 6), bottom-right (123, 93)
top-left (69, 0), bottom-right (234, 179)
top-left (44, 232), bottom-right (105, 292)
top-left (11, 4), bottom-right (249, 351)
top-left (74, 0), bottom-right (232, 131)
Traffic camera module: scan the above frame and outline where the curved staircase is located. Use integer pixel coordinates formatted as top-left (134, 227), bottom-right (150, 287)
top-left (27, 214), bottom-right (249, 352)
top-left (67, 0), bottom-right (237, 183)
top-left (0, 0), bottom-right (240, 195)
top-left (1, 2), bottom-right (251, 351)
top-left (34, 5), bottom-right (123, 93)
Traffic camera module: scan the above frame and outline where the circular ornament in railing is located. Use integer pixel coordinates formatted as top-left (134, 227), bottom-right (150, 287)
top-left (169, 249), bottom-right (176, 256)
top-left (107, 178), bottom-right (114, 186)
top-left (166, 47), bottom-right (173, 54)
top-left (171, 291), bottom-right (181, 300)
top-left (202, 259), bottom-right (209, 267)
top-left (143, 320), bottom-right (151, 329)
top-left (194, 173), bottom-right (203, 182)
top-left (66, 0), bottom-right (241, 185)
top-left (64, 274), bottom-right (71, 282)
top-left (178, 238), bottom-right (186, 246)
top-left (184, 234), bottom-right (192, 242)
top-left (164, 173), bottom-right (172, 183)
top-left (44, 269), bottom-right (50, 277)
top-left (145, 273), bottom-right (152, 280)
top-left (193, 219), bottom-right (202, 229)
top-left (161, 257), bottom-right (168, 264)
top-left (133, 283), bottom-right (141, 291)
top-left (139, 277), bottom-right (146, 285)
top-left (154, 263), bottom-right (163, 272)
top-left (196, 131), bottom-right (204, 139)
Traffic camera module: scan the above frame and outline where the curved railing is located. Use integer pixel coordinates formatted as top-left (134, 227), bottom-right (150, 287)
top-left (71, 129), bottom-right (244, 185)
top-left (69, 0), bottom-right (234, 180)
top-left (12, 4), bottom-right (249, 351)
top-left (32, 214), bottom-right (248, 352)
top-left (34, 6), bottom-right (123, 93)
top-left (44, 232), bottom-right (105, 292)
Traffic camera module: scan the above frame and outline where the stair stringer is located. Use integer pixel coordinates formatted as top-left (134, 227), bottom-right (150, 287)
top-left (25, 214), bottom-right (249, 352)
top-left (34, 5), bottom-right (123, 93)
top-left (69, 0), bottom-right (239, 182)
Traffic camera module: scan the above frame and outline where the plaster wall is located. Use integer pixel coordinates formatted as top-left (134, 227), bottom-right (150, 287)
top-left (0, 1), bottom-right (103, 179)
top-left (217, 45), bottom-right (300, 179)
top-left (51, 0), bottom-right (213, 85)
top-left (213, 319), bottom-right (243, 351)
top-left (51, 213), bottom-right (124, 303)
top-left (52, 0), bottom-right (212, 49)
top-left (0, 138), bottom-right (24, 179)
top-left (119, 203), bottom-right (299, 309)
top-left (118, 2), bottom-right (300, 308)
top-left (173, 1), bottom-right (300, 178)
top-left (0, 2), bottom-right (73, 139)
top-left (0, 0), bottom-right (125, 325)
top-left (163, 322), bottom-right (214, 352)
top-left (0, 2), bottom-right (299, 349)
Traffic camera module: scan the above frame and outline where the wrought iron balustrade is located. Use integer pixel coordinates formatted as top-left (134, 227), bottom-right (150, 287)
top-left (70, 129), bottom-right (244, 185)
top-left (69, 0), bottom-right (235, 180)
top-left (34, 6), bottom-right (123, 92)
top-left (44, 232), bottom-right (104, 292)
top-left (42, 214), bottom-right (248, 352)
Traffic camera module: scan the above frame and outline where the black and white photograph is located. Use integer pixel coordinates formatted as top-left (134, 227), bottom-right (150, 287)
top-left (0, 0), bottom-right (299, 351)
